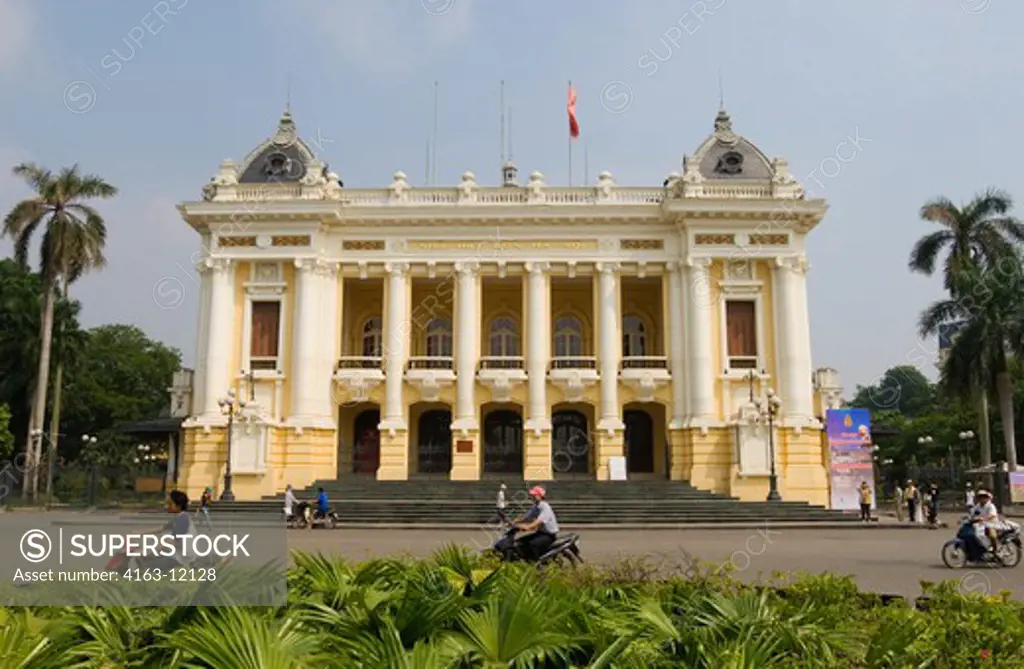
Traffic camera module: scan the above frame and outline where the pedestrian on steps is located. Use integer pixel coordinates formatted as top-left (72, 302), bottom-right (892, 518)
top-left (894, 484), bottom-right (904, 522)
top-left (196, 487), bottom-right (213, 531)
top-left (497, 483), bottom-right (507, 524)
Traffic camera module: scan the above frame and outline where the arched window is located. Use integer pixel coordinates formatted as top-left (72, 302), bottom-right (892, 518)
top-left (622, 314), bottom-right (647, 357)
top-left (426, 318), bottom-right (453, 357)
top-left (488, 316), bottom-right (520, 356)
top-left (362, 317), bottom-right (382, 357)
top-left (553, 315), bottom-right (584, 357)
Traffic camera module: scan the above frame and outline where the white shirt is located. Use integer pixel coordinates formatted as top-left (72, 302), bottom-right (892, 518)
top-left (966, 490), bottom-right (975, 507)
top-left (496, 489), bottom-right (506, 510)
top-left (973, 501), bottom-right (1003, 533)
top-left (284, 489), bottom-right (297, 515)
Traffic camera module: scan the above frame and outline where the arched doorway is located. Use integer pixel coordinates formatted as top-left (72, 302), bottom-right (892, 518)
top-left (483, 409), bottom-right (523, 475)
top-left (624, 409), bottom-right (655, 475)
top-left (418, 409), bottom-right (452, 475)
top-left (552, 410), bottom-right (590, 478)
top-left (352, 409), bottom-right (380, 474)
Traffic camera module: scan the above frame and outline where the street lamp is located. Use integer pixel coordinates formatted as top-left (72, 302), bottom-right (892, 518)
top-left (217, 388), bottom-right (246, 502)
top-left (753, 387), bottom-right (784, 501)
top-left (959, 430), bottom-right (975, 469)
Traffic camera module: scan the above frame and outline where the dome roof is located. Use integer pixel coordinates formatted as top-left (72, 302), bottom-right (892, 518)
top-left (236, 109), bottom-right (320, 184)
top-left (686, 107), bottom-right (774, 181)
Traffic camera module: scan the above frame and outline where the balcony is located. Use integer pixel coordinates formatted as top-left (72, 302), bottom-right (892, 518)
top-left (620, 356), bottom-right (670, 403)
top-left (333, 357), bottom-right (385, 404)
top-left (548, 356), bottom-right (598, 403)
top-left (550, 357), bottom-right (597, 370)
top-left (405, 357), bottom-right (455, 402)
top-left (478, 357), bottom-right (527, 403)
top-left (248, 356), bottom-right (279, 373)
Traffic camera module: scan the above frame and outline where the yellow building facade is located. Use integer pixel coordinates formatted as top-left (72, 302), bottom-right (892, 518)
top-left (176, 107), bottom-right (845, 505)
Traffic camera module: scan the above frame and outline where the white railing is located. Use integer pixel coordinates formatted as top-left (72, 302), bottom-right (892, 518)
top-left (699, 183), bottom-right (773, 199)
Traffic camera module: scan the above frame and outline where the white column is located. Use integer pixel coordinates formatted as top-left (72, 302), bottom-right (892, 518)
top-left (453, 262), bottom-right (480, 432)
top-left (776, 256), bottom-right (815, 424)
top-left (317, 262), bottom-right (340, 422)
top-left (381, 262), bottom-right (409, 430)
top-left (596, 262), bottom-right (623, 432)
top-left (525, 262), bottom-right (551, 432)
top-left (191, 260), bottom-right (212, 418)
top-left (201, 257), bottom-right (233, 418)
top-left (667, 261), bottom-right (687, 428)
top-left (686, 257), bottom-right (715, 424)
top-left (289, 258), bottom-right (324, 425)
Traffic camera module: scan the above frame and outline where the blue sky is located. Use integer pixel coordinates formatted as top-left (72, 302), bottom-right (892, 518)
top-left (0, 0), bottom-right (1020, 395)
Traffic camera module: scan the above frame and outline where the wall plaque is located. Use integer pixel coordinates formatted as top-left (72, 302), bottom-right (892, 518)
top-left (456, 440), bottom-right (474, 454)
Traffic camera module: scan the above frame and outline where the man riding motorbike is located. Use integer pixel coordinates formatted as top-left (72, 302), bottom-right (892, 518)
top-left (973, 489), bottom-right (1002, 553)
top-left (510, 486), bottom-right (560, 561)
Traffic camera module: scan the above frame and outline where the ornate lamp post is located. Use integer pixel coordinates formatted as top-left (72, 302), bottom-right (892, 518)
top-left (217, 389), bottom-right (245, 502)
top-left (753, 387), bottom-right (783, 502)
top-left (80, 434), bottom-right (98, 506)
top-left (958, 430), bottom-right (975, 470)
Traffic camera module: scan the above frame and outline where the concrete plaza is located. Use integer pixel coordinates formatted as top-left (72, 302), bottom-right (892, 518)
top-left (288, 526), bottom-right (1024, 600)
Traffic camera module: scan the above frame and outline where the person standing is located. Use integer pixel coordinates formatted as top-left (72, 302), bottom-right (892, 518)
top-left (906, 480), bottom-right (918, 524)
top-left (283, 484), bottom-right (297, 523)
top-left (496, 483), bottom-right (507, 523)
top-left (894, 484), bottom-right (905, 522)
top-left (927, 482), bottom-right (940, 527)
top-left (858, 481), bottom-right (872, 522)
top-left (965, 482), bottom-right (976, 512)
top-left (196, 487), bottom-right (213, 531)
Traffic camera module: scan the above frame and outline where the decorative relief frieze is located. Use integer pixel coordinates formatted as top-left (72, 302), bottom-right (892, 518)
top-left (343, 240), bottom-right (385, 251)
top-left (272, 235), bottom-right (310, 247)
top-left (218, 236), bottom-right (257, 248)
top-left (620, 239), bottom-right (664, 250)
top-left (724, 259), bottom-right (754, 281)
top-left (406, 239), bottom-right (599, 252)
top-left (694, 234), bottom-right (735, 246)
top-left (749, 234), bottom-right (788, 246)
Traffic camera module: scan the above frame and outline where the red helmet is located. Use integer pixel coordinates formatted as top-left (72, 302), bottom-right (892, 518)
top-left (528, 486), bottom-right (546, 499)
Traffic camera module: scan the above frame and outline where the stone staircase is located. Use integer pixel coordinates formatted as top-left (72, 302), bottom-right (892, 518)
top-left (204, 479), bottom-right (859, 525)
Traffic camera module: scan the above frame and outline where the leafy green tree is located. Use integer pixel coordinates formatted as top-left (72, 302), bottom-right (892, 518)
top-left (0, 259), bottom-right (84, 458)
top-left (60, 324), bottom-right (181, 460)
top-left (2, 163), bottom-right (117, 500)
top-left (0, 404), bottom-right (14, 462)
top-left (849, 365), bottom-right (935, 417)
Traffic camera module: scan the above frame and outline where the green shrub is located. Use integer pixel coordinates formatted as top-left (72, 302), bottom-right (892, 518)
top-left (1, 549), bottom-right (1022, 667)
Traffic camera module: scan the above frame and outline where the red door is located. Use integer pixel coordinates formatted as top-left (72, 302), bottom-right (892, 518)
top-left (353, 410), bottom-right (380, 474)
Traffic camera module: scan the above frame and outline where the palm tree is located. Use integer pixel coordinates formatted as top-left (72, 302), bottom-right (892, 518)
top-left (919, 262), bottom-right (1024, 471)
top-left (908, 188), bottom-right (1024, 289)
top-left (909, 188), bottom-right (1024, 472)
top-left (2, 163), bottom-right (116, 501)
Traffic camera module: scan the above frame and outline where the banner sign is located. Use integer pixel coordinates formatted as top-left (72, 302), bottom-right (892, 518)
top-left (826, 409), bottom-right (875, 511)
top-left (1011, 472), bottom-right (1024, 505)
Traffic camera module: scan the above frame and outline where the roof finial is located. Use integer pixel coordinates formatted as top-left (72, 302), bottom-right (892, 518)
top-left (718, 68), bottom-right (726, 110)
top-left (286, 72), bottom-right (292, 114)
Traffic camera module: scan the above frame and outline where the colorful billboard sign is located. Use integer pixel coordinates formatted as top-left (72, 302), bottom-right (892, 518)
top-left (826, 408), bottom-right (875, 511)
top-left (1011, 472), bottom-right (1024, 505)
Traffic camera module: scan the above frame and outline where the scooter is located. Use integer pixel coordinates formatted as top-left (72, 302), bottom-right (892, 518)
top-left (489, 521), bottom-right (583, 567)
top-left (288, 501), bottom-right (340, 529)
top-left (941, 516), bottom-right (1022, 568)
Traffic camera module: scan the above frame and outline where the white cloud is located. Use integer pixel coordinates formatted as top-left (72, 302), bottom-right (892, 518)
top-left (0, 0), bottom-right (35, 76)
top-left (266, 0), bottom-right (474, 74)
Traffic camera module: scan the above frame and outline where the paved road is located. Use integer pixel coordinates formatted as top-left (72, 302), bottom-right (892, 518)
top-left (288, 527), bottom-right (1024, 600)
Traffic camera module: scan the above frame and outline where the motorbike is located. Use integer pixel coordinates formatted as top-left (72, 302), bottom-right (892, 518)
top-left (941, 516), bottom-right (1022, 568)
top-left (489, 521), bottom-right (583, 567)
top-left (288, 501), bottom-right (340, 529)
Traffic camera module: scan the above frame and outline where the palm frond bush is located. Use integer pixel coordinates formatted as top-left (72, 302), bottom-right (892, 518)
top-left (1, 548), bottom-right (1022, 668)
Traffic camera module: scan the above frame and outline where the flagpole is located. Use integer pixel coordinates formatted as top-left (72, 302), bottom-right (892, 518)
top-left (584, 139), bottom-right (589, 186)
top-left (568, 79), bottom-right (573, 186)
